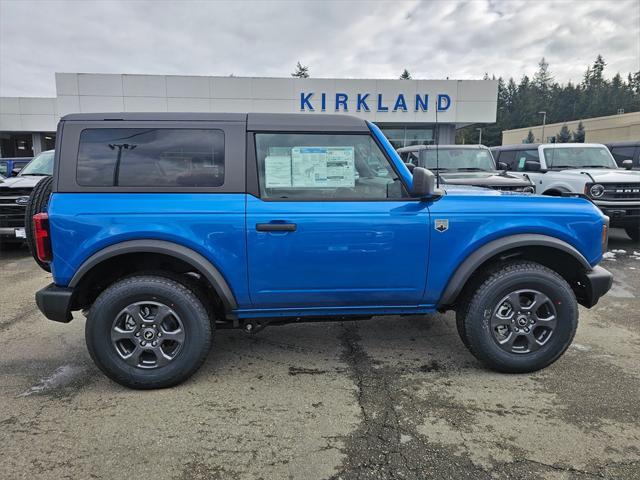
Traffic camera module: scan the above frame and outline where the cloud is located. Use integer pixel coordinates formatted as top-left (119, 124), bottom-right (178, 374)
top-left (0, 0), bottom-right (638, 97)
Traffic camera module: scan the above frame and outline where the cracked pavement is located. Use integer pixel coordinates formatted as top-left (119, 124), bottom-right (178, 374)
top-left (1, 229), bottom-right (639, 479)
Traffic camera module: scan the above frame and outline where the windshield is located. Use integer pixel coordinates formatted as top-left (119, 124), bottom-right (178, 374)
top-left (419, 148), bottom-right (495, 171)
top-left (543, 146), bottom-right (617, 169)
top-left (19, 150), bottom-right (54, 176)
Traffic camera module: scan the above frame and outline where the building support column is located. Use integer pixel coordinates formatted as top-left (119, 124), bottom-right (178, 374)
top-left (31, 133), bottom-right (42, 156)
top-left (436, 125), bottom-right (455, 144)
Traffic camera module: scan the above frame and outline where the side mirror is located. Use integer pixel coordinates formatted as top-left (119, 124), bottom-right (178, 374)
top-left (622, 159), bottom-right (633, 170)
top-left (11, 167), bottom-right (22, 177)
top-left (524, 160), bottom-right (541, 172)
top-left (498, 161), bottom-right (508, 170)
top-left (411, 167), bottom-right (443, 199)
top-left (404, 162), bottom-right (416, 173)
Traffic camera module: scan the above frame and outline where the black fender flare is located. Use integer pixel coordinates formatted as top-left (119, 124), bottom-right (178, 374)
top-left (438, 234), bottom-right (591, 307)
top-left (69, 240), bottom-right (238, 311)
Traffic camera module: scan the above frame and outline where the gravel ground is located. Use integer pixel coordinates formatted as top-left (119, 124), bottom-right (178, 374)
top-left (0, 229), bottom-right (638, 479)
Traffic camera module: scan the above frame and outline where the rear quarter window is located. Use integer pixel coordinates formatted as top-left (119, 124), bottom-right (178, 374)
top-left (77, 128), bottom-right (225, 187)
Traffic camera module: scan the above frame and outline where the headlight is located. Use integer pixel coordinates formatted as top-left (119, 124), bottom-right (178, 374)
top-left (523, 186), bottom-right (535, 194)
top-left (589, 184), bottom-right (605, 198)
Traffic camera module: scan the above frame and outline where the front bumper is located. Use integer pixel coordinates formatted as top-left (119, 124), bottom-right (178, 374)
top-left (594, 201), bottom-right (640, 227)
top-left (577, 266), bottom-right (613, 308)
top-left (35, 283), bottom-right (73, 323)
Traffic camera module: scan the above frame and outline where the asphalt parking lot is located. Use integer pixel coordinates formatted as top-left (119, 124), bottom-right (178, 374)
top-left (0, 230), bottom-right (638, 480)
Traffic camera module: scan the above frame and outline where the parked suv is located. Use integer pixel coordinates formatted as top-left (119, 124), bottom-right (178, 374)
top-left (31, 113), bottom-right (612, 389)
top-left (605, 141), bottom-right (640, 170)
top-left (493, 143), bottom-right (640, 241)
top-left (0, 150), bottom-right (53, 242)
top-left (398, 144), bottom-right (535, 192)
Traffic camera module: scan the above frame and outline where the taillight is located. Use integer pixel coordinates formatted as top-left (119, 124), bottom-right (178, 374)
top-left (33, 212), bottom-right (52, 263)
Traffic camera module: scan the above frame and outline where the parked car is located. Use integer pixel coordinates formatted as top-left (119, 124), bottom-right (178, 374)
top-left (398, 144), bottom-right (535, 193)
top-left (0, 150), bottom-right (53, 242)
top-left (31, 113), bottom-right (611, 389)
top-left (492, 143), bottom-right (640, 241)
top-left (605, 140), bottom-right (640, 170)
top-left (0, 157), bottom-right (32, 177)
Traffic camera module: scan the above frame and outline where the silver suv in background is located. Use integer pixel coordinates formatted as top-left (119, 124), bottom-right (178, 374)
top-left (492, 143), bottom-right (640, 241)
top-left (398, 144), bottom-right (535, 193)
top-left (0, 150), bottom-right (54, 242)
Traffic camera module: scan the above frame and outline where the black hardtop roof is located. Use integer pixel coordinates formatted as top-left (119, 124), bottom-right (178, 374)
top-left (492, 144), bottom-right (540, 151)
top-left (60, 112), bottom-right (369, 132)
top-left (397, 144), bottom-right (490, 152)
top-left (605, 140), bottom-right (640, 147)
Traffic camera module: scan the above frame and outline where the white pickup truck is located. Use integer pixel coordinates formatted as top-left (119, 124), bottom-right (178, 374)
top-left (492, 143), bottom-right (640, 241)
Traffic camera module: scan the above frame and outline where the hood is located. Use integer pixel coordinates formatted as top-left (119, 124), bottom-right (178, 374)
top-left (556, 168), bottom-right (640, 183)
top-left (443, 184), bottom-right (505, 196)
top-left (440, 171), bottom-right (532, 187)
top-left (0, 175), bottom-right (47, 189)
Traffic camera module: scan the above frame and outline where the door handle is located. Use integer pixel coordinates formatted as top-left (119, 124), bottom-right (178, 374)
top-left (256, 223), bottom-right (297, 232)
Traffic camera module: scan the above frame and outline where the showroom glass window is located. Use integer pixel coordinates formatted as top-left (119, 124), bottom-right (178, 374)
top-left (255, 133), bottom-right (403, 200)
top-left (379, 126), bottom-right (434, 149)
top-left (77, 128), bottom-right (225, 187)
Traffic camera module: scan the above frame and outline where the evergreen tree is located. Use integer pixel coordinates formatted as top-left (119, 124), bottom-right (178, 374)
top-left (573, 121), bottom-right (585, 142)
top-left (399, 69), bottom-right (412, 80)
top-left (291, 62), bottom-right (310, 78)
top-left (455, 56), bottom-right (639, 146)
top-left (533, 57), bottom-right (553, 90)
top-left (526, 130), bottom-right (535, 143)
top-left (556, 124), bottom-right (572, 143)
top-left (591, 55), bottom-right (606, 84)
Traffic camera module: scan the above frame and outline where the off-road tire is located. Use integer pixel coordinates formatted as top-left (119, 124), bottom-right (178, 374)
top-left (24, 176), bottom-right (53, 271)
top-left (457, 261), bottom-right (578, 373)
top-left (625, 225), bottom-right (640, 243)
top-left (86, 275), bottom-right (213, 389)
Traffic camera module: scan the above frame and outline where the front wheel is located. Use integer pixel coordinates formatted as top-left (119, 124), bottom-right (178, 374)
top-left (457, 261), bottom-right (578, 373)
top-left (86, 275), bottom-right (212, 389)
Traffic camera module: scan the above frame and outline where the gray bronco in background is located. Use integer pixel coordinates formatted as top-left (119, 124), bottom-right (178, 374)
top-left (398, 144), bottom-right (536, 193)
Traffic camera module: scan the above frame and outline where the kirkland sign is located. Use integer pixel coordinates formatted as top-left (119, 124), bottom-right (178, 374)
top-left (300, 92), bottom-right (452, 113)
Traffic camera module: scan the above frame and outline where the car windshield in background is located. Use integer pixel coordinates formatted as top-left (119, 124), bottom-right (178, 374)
top-left (543, 146), bottom-right (617, 169)
top-left (19, 151), bottom-right (54, 176)
top-left (420, 149), bottom-right (495, 171)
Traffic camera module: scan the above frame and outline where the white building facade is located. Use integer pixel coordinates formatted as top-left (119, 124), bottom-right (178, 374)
top-left (0, 73), bottom-right (498, 157)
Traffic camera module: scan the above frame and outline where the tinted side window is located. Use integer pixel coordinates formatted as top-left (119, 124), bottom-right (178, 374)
top-left (255, 133), bottom-right (402, 200)
top-left (512, 149), bottom-right (540, 171)
top-left (77, 128), bottom-right (224, 187)
top-left (610, 146), bottom-right (637, 166)
top-left (497, 151), bottom-right (516, 170)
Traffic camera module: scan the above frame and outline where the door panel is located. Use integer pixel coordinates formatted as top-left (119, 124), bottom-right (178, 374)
top-left (246, 195), bottom-right (430, 308)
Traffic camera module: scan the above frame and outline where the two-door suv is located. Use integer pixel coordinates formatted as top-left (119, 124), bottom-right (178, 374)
top-left (31, 113), bottom-right (613, 389)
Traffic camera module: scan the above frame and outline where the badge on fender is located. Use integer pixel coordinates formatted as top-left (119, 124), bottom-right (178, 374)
top-left (435, 219), bottom-right (449, 232)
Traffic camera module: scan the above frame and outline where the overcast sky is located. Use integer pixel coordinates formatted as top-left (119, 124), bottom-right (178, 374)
top-left (1, 0), bottom-right (638, 97)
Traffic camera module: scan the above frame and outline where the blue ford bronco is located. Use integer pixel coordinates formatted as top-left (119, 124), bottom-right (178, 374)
top-left (30, 113), bottom-right (613, 389)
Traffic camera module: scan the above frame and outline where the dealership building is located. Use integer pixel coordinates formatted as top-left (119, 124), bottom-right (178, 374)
top-left (0, 73), bottom-right (498, 158)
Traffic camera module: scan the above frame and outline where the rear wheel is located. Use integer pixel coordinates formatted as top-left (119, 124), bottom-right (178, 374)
top-left (457, 261), bottom-right (578, 373)
top-left (625, 225), bottom-right (639, 242)
top-left (86, 275), bottom-right (213, 389)
top-left (24, 176), bottom-right (53, 271)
